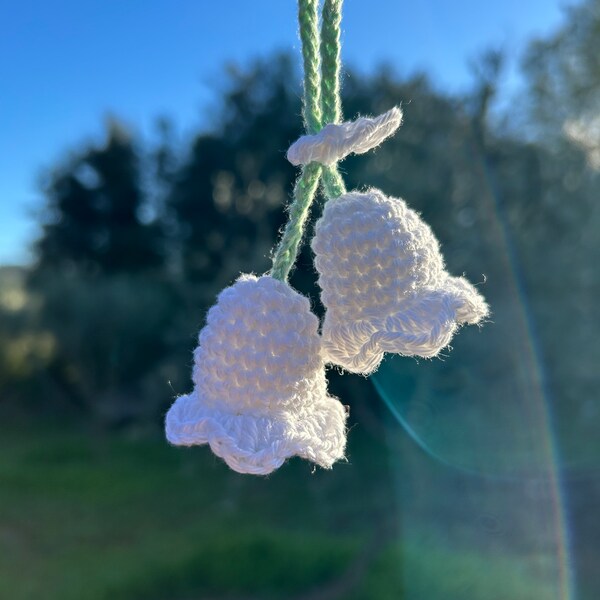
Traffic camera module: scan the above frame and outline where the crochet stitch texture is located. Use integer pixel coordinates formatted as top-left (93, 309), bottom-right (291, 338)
top-left (287, 107), bottom-right (403, 167)
top-left (312, 189), bottom-right (489, 374)
top-left (165, 275), bottom-right (347, 475)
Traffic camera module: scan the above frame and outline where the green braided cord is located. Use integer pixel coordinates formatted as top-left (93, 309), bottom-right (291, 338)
top-left (271, 0), bottom-right (323, 280)
top-left (270, 162), bottom-right (322, 281)
top-left (298, 0), bottom-right (322, 134)
top-left (320, 0), bottom-right (347, 200)
top-left (271, 0), bottom-right (347, 279)
top-left (320, 0), bottom-right (343, 126)
top-left (322, 165), bottom-right (346, 198)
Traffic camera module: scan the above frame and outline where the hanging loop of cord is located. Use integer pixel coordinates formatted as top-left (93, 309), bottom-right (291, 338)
top-left (271, 0), bottom-right (324, 281)
top-left (271, 0), bottom-right (347, 281)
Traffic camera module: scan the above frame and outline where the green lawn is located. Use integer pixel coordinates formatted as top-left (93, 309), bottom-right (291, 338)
top-left (0, 420), bottom-right (563, 599)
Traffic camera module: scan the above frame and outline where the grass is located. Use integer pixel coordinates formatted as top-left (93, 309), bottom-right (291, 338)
top-left (0, 419), bottom-right (568, 599)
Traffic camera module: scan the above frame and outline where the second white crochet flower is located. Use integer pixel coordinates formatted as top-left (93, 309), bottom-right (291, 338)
top-left (165, 274), bottom-right (347, 475)
top-left (312, 189), bottom-right (489, 374)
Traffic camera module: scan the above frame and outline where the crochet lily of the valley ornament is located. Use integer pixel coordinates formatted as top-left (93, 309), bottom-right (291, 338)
top-left (311, 189), bottom-right (488, 374)
top-left (165, 0), bottom-right (488, 475)
top-left (166, 275), bottom-right (346, 475)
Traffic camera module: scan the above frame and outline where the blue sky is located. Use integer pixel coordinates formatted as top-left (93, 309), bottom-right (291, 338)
top-left (0, 0), bottom-right (566, 265)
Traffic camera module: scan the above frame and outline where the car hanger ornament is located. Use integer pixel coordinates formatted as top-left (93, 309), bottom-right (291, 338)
top-left (165, 0), bottom-right (488, 474)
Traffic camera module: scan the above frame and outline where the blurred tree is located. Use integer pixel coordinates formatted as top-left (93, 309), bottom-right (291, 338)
top-left (520, 0), bottom-right (600, 242)
top-left (167, 54), bottom-right (301, 291)
top-left (31, 119), bottom-right (165, 277)
top-left (26, 120), bottom-right (178, 425)
top-left (522, 8), bottom-right (600, 587)
top-left (523, 0), bottom-right (600, 140)
top-left (36, 273), bottom-right (178, 425)
top-left (520, 0), bottom-right (600, 431)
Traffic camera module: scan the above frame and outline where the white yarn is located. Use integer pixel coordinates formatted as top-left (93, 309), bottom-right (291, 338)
top-left (311, 189), bottom-right (489, 375)
top-left (287, 107), bottom-right (403, 166)
top-left (165, 274), bottom-right (347, 475)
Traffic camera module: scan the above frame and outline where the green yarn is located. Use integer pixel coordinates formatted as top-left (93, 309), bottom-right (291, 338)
top-left (320, 0), bottom-right (346, 200)
top-left (271, 0), bottom-right (346, 281)
top-left (298, 0), bottom-right (322, 135)
top-left (320, 0), bottom-right (343, 126)
top-left (271, 0), bottom-right (322, 281)
top-left (270, 163), bottom-right (322, 281)
top-left (322, 165), bottom-right (346, 199)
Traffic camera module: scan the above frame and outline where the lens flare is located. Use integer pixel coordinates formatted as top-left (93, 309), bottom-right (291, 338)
top-left (372, 153), bottom-right (576, 600)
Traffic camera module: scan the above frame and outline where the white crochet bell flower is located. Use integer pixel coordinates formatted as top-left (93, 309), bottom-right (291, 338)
top-left (312, 189), bottom-right (489, 374)
top-left (165, 274), bottom-right (347, 475)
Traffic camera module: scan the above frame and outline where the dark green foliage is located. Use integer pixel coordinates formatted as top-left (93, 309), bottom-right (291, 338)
top-left (168, 54), bottom-right (301, 285)
top-left (523, 0), bottom-right (600, 137)
top-left (29, 271), bottom-right (179, 425)
top-left (32, 121), bottom-right (165, 277)
top-left (520, 0), bottom-right (600, 442)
